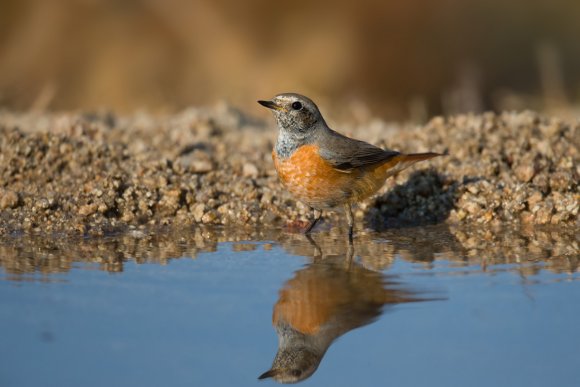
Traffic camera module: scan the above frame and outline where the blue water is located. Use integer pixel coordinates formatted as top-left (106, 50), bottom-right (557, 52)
top-left (0, 227), bottom-right (579, 387)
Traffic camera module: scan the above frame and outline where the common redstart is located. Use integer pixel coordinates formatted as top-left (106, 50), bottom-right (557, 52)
top-left (258, 93), bottom-right (442, 239)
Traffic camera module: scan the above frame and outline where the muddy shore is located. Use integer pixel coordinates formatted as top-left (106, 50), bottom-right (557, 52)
top-left (0, 106), bottom-right (578, 236)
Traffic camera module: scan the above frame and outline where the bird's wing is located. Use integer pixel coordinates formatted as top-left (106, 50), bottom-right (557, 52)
top-left (318, 130), bottom-right (400, 171)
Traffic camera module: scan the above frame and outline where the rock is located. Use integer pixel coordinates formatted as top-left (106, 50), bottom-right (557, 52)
top-left (514, 164), bottom-right (535, 183)
top-left (178, 151), bottom-right (214, 173)
top-left (192, 203), bottom-right (206, 222)
top-left (190, 160), bottom-right (213, 173)
top-left (157, 189), bottom-right (182, 216)
top-left (526, 191), bottom-right (543, 208)
top-left (78, 203), bottom-right (97, 217)
top-left (201, 210), bottom-right (217, 224)
top-left (242, 163), bottom-right (259, 178)
top-left (532, 174), bottom-right (549, 192)
top-left (0, 190), bottom-right (20, 209)
top-left (549, 171), bottom-right (572, 192)
top-left (535, 202), bottom-right (554, 224)
top-left (464, 201), bottom-right (481, 215)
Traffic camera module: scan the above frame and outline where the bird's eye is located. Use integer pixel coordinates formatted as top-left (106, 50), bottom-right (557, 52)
top-left (291, 101), bottom-right (303, 110)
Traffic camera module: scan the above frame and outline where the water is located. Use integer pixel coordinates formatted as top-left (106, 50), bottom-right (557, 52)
top-left (0, 225), bottom-right (578, 387)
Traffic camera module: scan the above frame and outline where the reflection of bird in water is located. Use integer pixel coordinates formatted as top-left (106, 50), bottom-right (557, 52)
top-left (259, 242), bottom-right (432, 383)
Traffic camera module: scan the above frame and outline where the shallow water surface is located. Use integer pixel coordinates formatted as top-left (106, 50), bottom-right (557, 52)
top-left (0, 225), bottom-right (579, 387)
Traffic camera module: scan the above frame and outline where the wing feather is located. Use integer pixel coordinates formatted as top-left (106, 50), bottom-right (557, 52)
top-left (317, 130), bottom-right (400, 171)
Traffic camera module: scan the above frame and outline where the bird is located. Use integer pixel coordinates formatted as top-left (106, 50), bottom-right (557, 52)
top-left (258, 242), bottom-right (430, 383)
top-left (258, 93), bottom-right (442, 240)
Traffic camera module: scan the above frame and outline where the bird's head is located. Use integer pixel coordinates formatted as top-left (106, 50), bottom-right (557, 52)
top-left (258, 347), bottom-right (321, 384)
top-left (258, 93), bottom-right (324, 136)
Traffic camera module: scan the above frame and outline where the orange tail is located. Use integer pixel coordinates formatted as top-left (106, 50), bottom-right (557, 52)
top-left (380, 152), bottom-right (443, 178)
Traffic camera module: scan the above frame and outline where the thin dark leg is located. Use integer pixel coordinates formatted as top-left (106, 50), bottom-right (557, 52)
top-left (304, 208), bottom-right (322, 234)
top-left (344, 203), bottom-right (354, 243)
top-left (304, 233), bottom-right (323, 260)
top-left (346, 239), bottom-right (355, 269)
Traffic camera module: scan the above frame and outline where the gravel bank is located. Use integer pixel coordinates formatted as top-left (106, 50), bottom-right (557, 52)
top-left (0, 106), bottom-right (578, 235)
top-left (0, 225), bottom-right (577, 278)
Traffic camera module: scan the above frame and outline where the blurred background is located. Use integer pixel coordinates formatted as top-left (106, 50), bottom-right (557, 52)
top-left (1, 0), bottom-right (579, 121)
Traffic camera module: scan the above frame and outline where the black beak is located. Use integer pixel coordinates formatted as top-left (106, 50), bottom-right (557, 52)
top-left (258, 100), bottom-right (281, 110)
top-left (258, 369), bottom-right (277, 380)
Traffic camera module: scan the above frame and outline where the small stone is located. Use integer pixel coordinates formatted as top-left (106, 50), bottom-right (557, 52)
top-left (242, 163), bottom-right (259, 178)
top-left (520, 211), bottom-right (534, 223)
top-left (193, 203), bottom-right (206, 222)
top-left (527, 191), bottom-right (543, 207)
top-left (532, 174), bottom-right (549, 192)
top-left (482, 210), bottom-right (494, 222)
top-left (78, 203), bottom-right (98, 217)
top-left (129, 229), bottom-right (146, 238)
top-left (466, 184), bottom-right (479, 195)
top-left (38, 198), bottom-right (51, 210)
top-left (157, 189), bottom-right (181, 216)
top-left (201, 211), bottom-right (217, 224)
top-left (464, 201), bottom-right (481, 215)
top-left (549, 171), bottom-right (572, 192)
top-left (0, 190), bottom-right (20, 209)
top-left (191, 160), bottom-right (213, 173)
top-left (514, 164), bottom-right (535, 183)
top-left (217, 204), bottom-right (229, 215)
top-left (121, 211), bottom-right (135, 222)
top-left (550, 213), bottom-right (565, 224)
top-left (535, 203), bottom-right (554, 224)
top-left (97, 201), bottom-right (109, 213)
top-left (260, 191), bottom-right (274, 204)
top-left (565, 198), bottom-right (578, 215)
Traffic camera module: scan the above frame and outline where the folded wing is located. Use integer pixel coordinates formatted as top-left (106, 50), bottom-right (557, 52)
top-left (318, 130), bottom-right (400, 171)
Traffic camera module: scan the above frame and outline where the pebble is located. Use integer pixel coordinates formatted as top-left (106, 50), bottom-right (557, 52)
top-left (514, 164), bottom-right (535, 183)
top-left (242, 163), bottom-right (259, 178)
top-left (0, 190), bottom-right (19, 209)
top-left (190, 160), bottom-right (213, 173)
top-left (201, 211), bottom-right (217, 224)
top-left (78, 203), bottom-right (97, 217)
top-left (192, 203), bottom-right (206, 222)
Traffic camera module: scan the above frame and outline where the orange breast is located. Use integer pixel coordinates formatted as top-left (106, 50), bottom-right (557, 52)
top-left (272, 145), bottom-right (389, 208)
top-left (272, 270), bottom-right (343, 334)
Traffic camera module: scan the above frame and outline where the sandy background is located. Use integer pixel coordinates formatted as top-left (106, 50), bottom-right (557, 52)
top-left (1, 0), bottom-right (580, 120)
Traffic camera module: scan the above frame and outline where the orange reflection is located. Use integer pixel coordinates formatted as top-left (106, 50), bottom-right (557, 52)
top-left (260, 241), bottom-right (434, 383)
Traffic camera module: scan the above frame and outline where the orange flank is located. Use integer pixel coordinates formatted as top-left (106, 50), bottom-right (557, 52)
top-left (272, 145), bottom-right (440, 209)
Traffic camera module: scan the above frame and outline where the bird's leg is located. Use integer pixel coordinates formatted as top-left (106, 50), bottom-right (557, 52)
top-left (304, 208), bottom-right (322, 234)
top-left (344, 238), bottom-right (355, 270)
top-left (344, 203), bottom-right (354, 243)
top-left (304, 233), bottom-right (323, 260)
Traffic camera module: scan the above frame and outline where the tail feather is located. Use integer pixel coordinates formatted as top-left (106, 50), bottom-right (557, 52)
top-left (380, 152), bottom-right (443, 178)
top-left (400, 152), bottom-right (443, 162)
